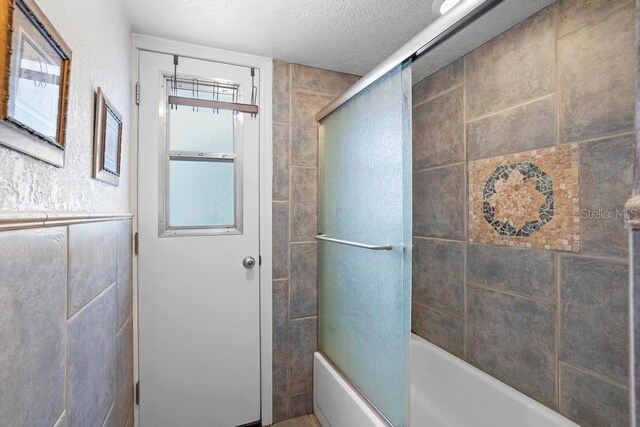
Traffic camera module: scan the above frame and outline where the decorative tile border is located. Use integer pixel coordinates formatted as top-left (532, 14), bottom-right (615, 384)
top-left (469, 145), bottom-right (580, 252)
top-left (0, 211), bottom-right (133, 231)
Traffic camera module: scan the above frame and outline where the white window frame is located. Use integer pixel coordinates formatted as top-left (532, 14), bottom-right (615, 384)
top-left (158, 74), bottom-right (245, 237)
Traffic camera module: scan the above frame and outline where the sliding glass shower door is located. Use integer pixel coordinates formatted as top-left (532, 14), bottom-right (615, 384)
top-left (317, 63), bottom-right (412, 427)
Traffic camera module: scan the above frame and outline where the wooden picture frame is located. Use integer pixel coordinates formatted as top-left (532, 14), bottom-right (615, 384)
top-left (92, 87), bottom-right (123, 186)
top-left (0, 0), bottom-right (72, 167)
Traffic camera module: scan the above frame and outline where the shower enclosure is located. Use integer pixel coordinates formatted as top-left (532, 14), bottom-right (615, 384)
top-left (316, 63), bottom-right (413, 426)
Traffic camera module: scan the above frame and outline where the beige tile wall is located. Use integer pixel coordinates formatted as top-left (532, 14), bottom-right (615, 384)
top-left (412, 1), bottom-right (635, 426)
top-left (272, 61), bottom-right (359, 423)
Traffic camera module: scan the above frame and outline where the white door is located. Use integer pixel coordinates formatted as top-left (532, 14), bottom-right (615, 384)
top-left (137, 50), bottom-right (261, 427)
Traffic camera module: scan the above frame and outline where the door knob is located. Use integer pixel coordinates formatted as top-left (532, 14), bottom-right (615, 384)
top-left (243, 256), bottom-right (256, 269)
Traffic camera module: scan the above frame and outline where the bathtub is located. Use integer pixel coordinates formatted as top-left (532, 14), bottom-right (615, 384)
top-left (313, 333), bottom-right (578, 427)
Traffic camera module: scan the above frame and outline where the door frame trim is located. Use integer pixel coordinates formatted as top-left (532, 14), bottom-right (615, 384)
top-left (131, 34), bottom-right (273, 426)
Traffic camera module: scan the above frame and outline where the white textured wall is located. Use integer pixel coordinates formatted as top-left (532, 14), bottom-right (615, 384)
top-left (0, 0), bottom-right (132, 212)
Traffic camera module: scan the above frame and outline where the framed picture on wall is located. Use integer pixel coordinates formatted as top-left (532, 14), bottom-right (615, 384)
top-left (92, 87), bottom-right (123, 186)
top-left (0, 0), bottom-right (72, 167)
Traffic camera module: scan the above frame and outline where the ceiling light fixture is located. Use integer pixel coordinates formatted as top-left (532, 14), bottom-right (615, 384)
top-left (439, 0), bottom-right (463, 14)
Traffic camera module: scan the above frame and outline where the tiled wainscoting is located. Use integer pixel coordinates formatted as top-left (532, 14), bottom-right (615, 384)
top-left (0, 216), bottom-right (134, 427)
top-left (271, 61), bottom-right (359, 422)
top-left (412, 2), bottom-right (635, 426)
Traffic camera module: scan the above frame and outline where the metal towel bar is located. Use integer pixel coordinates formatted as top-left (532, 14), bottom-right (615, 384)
top-left (315, 235), bottom-right (393, 251)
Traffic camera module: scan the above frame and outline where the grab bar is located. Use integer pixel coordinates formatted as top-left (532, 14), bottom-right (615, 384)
top-left (315, 234), bottom-right (393, 251)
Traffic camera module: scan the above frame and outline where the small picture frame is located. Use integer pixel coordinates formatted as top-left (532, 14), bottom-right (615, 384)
top-left (0, 0), bottom-right (72, 167)
top-left (93, 88), bottom-right (123, 186)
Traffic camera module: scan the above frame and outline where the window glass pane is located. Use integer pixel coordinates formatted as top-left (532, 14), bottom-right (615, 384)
top-left (169, 85), bottom-right (234, 153)
top-left (169, 160), bottom-right (234, 227)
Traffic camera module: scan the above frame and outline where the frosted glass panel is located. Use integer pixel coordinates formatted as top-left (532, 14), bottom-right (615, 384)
top-left (169, 160), bottom-right (234, 227)
top-left (318, 64), bottom-right (412, 427)
top-left (169, 87), bottom-right (234, 153)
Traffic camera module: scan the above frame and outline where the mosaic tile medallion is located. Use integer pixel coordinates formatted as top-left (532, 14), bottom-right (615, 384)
top-left (469, 145), bottom-right (580, 252)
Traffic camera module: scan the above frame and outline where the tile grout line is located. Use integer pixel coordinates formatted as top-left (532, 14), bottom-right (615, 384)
top-left (559, 360), bottom-right (630, 391)
top-left (466, 93), bottom-right (556, 124)
top-left (413, 161), bottom-right (465, 174)
top-left (413, 300), bottom-right (465, 322)
top-left (467, 281), bottom-right (558, 306)
top-left (412, 82), bottom-right (464, 109)
top-left (462, 55), bottom-right (470, 360)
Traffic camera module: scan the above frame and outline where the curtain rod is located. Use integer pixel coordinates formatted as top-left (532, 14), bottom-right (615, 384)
top-left (315, 0), bottom-right (502, 122)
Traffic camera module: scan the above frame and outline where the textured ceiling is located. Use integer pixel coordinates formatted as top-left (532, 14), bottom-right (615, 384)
top-left (120, 0), bottom-right (445, 76)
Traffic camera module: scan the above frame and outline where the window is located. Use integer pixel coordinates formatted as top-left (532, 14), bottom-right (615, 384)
top-left (160, 77), bottom-right (243, 236)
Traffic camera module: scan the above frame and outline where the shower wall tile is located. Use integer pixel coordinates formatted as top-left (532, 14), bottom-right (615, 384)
top-left (413, 164), bottom-right (465, 240)
top-left (272, 62), bottom-right (357, 421)
top-left (558, 0), bottom-right (631, 37)
top-left (273, 60), bottom-right (291, 124)
top-left (467, 286), bottom-right (556, 408)
top-left (465, 6), bottom-right (555, 118)
top-left (273, 202), bottom-right (290, 279)
top-left (412, 238), bottom-right (464, 315)
top-left (559, 363), bottom-right (629, 427)
top-left (289, 392), bottom-right (314, 418)
top-left (558, 2), bottom-right (635, 142)
top-left (68, 221), bottom-right (116, 318)
top-left (413, 87), bottom-right (464, 170)
top-left (412, 58), bottom-right (463, 106)
top-left (116, 220), bottom-right (133, 332)
top-left (290, 91), bottom-right (333, 166)
top-left (291, 167), bottom-right (318, 242)
top-left (467, 244), bottom-right (556, 301)
top-left (273, 280), bottom-right (289, 357)
top-left (579, 135), bottom-right (634, 258)
top-left (560, 256), bottom-right (629, 384)
top-left (291, 64), bottom-right (359, 96)
top-left (116, 316), bottom-right (134, 427)
top-left (290, 243), bottom-right (318, 318)
top-left (273, 122), bottom-right (291, 201)
top-left (412, 303), bottom-right (464, 358)
top-left (273, 356), bottom-right (289, 423)
top-left (67, 285), bottom-right (117, 427)
top-left (466, 96), bottom-right (556, 161)
top-left (289, 317), bottom-right (317, 394)
top-left (0, 228), bottom-right (66, 427)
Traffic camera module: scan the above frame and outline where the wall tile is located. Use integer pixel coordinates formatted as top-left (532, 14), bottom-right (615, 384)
top-left (467, 244), bottom-right (556, 301)
top-left (289, 392), bottom-right (313, 418)
top-left (291, 167), bottom-right (318, 242)
top-left (291, 64), bottom-right (359, 96)
top-left (68, 221), bottom-right (116, 317)
top-left (273, 60), bottom-right (290, 124)
top-left (291, 91), bottom-right (333, 166)
top-left (273, 202), bottom-right (290, 279)
top-left (579, 135), bottom-right (634, 258)
top-left (558, 0), bottom-right (631, 38)
top-left (0, 228), bottom-right (66, 427)
top-left (558, 2), bottom-right (635, 142)
top-left (467, 286), bottom-right (556, 408)
top-left (116, 220), bottom-right (132, 332)
top-left (413, 164), bottom-right (465, 240)
top-left (465, 6), bottom-right (555, 118)
top-left (274, 122), bottom-right (291, 201)
top-left (560, 363), bottom-right (629, 427)
top-left (467, 96), bottom-right (556, 160)
top-left (289, 317), bottom-right (317, 394)
top-left (413, 58), bottom-right (463, 106)
top-left (412, 238), bottom-right (464, 315)
top-left (290, 243), bottom-right (318, 319)
top-left (412, 303), bottom-right (464, 358)
top-left (273, 356), bottom-right (289, 423)
top-left (413, 87), bottom-right (464, 170)
top-left (116, 316), bottom-right (134, 427)
top-left (67, 285), bottom-right (117, 427)
top-left (273, 280), bottom-right (289, 357)
top-left (560, 256), bottom-right (629, 383)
